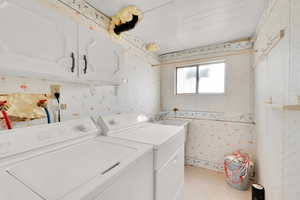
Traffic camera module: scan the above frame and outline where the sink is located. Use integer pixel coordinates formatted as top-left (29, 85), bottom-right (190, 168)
top-left (155, 119), bottom-right (190, 127)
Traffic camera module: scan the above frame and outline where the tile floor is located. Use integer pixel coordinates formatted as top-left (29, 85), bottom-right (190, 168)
top-left (184, 166), bottom-right (251, 200)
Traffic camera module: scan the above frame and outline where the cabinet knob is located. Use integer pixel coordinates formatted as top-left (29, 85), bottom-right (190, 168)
top-left (76, 124), bottom-right (89, 132)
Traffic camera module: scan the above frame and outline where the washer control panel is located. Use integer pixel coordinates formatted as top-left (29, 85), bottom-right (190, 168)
top-left (0, 118), bottom-right (98, 159)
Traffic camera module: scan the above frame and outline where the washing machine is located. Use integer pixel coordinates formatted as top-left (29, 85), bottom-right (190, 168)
top-left (0, 118), bottom-right (153, 200)
top-left (98, 113), bottom-right (185, 200)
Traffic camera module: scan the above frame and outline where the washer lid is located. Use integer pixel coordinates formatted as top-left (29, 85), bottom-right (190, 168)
top-left (0, 172), bottom-right (42, 200)
top-left (7, 138), bottom-right (136, 200)
top-left (109, 123), bottom-right (183, 148)
top-left (99, 113), bottom-right (149, 133)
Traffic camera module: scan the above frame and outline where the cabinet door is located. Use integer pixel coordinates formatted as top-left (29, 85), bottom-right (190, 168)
top-left (0, 0), bottom-right (78, 80)
top-left (78, 23), bottom-right (123, 82)
top-left (156, 146), bottom-right (184, 200)
top-left (290, 0), bottom-right (300, 101)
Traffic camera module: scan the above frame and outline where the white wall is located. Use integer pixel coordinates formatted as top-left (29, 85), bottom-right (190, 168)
top-left (161, 54), bottom-right (254, 114)
top-left (0, 52), bottom-right (160, 130)
top-left (186, 118), bottom-right (255, 171)
top-left (116, 52), bottom-right (160, 114)
top-left (160, 49), bottom-right (255, 171)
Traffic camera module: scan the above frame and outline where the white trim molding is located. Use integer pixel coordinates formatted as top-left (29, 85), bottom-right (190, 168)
top-left (162, 111), bottom-right (255, 124)
top-left (159, 39), bottom-right (253, 64)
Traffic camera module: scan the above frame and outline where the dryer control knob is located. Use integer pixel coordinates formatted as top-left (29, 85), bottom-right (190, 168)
top-left (76, 124), bottom-right (89, 132)
top-left (109, 120), bottom-right (116, 125)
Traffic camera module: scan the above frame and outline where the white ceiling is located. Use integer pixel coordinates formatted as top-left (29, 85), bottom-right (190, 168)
top-left (87, 0), bottom-right (267, 54)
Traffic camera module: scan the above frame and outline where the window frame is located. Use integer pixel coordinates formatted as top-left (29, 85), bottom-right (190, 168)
top-left (175, 60), bottom-right (227, 95)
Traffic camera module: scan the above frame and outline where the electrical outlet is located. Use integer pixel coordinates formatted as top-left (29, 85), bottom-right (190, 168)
top-left (50, 85), bottom-right (61, 99)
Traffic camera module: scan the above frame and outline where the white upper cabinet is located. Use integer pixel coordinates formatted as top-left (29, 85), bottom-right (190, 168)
top-left (0, 0), bottom-right (125, 84)
top-left (0, 0), bottom-right (78, 80)
top-left (78, 23), bottom-right (123, 83)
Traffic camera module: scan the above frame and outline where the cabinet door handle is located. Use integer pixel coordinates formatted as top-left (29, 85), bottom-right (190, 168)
top-left (71, 52), bottom-right (75, 73)
top-left (83, 55), bottom-right (88, 74)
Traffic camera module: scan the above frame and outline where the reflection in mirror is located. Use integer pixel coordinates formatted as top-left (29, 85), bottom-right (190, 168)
top-left (0, 93), bottom-right (49, 122)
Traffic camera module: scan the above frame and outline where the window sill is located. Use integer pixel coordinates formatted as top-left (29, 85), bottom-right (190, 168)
top-left (174, 93), bottom-right (226, 96)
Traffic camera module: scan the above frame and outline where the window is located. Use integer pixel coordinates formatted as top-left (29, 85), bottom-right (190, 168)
top-left (176, 62), bottom-right (225, 94)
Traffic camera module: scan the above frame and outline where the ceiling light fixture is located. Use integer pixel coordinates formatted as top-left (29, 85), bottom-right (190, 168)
top-left (109, 6), bottom-right (143, 39)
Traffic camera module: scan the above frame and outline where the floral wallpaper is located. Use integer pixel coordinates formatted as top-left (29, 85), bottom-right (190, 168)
top-left (0, 53), bottom-right (160, 130)
top-left (164, 111), bottom-right (254, 124)
top-left (164, 111), bottom-right (256, 172)
top-left (159, 40), bottom-right (253, 63)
